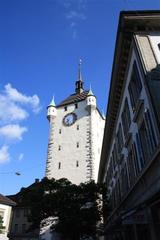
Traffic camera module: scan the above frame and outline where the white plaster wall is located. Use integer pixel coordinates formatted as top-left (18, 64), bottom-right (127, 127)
top-left (148, 34), bottom-right (160, 64)
top-left (0, 204), bottom-right (12, 239)
top-left (46, 99), bottom-right (105, 185)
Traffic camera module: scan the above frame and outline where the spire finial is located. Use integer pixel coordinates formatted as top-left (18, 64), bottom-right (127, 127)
top-left (78, 59), bottom-right (82, 81)
top-left (89, 83), bottom-right (92, 91)
top-left (75, 59), bottom-right (84, 93)
top-left (88, 83), bottom-right (94, 96)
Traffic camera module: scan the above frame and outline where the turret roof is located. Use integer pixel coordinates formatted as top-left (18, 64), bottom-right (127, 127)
top-left (48, 96), bottom-right (56, 107)
top-left (87, 88), bottom-right (94, 96)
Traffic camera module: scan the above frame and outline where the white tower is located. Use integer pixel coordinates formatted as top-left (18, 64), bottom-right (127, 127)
top-left (45, 61), bottom-right (105, 184)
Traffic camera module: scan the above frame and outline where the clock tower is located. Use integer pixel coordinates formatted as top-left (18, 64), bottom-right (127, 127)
top-left (45, 61), bottom-right (105, 184)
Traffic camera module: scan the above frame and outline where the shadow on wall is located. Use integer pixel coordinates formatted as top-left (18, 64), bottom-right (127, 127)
top-left (147, 64), bottom-right (160, 124)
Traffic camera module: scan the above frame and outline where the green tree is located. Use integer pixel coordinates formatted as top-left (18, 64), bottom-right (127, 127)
top-left (17, 178), bottom-right (105, 240)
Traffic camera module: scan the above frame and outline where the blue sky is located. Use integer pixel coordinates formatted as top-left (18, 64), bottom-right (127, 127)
top-left (0, 0), bottom-right (160, 195)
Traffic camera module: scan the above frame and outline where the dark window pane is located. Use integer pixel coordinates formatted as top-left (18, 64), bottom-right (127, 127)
top-left (122, 99), bottom-right (131, 138)
top-left (128, 61), bottom-right (142, 110)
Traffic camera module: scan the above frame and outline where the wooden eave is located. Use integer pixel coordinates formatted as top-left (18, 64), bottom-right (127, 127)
top-left (98, 11), bottom-right (160, 183)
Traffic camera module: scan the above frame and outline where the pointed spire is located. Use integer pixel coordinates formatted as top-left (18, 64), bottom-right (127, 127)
top-left (75, 59), bottom-right (84, 94)
top-left (49, 96), bottom-right (56, 107)
top-left (78, 59), bottom-right (82, 81)
top-left (88, 83), bottom-right (94, 96)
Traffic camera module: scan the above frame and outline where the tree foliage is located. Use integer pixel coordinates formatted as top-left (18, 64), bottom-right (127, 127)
top-left (17, 178), bottom-right (105, 240)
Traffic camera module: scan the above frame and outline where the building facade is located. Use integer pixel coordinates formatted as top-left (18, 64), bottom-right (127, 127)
top-left (9, 206), bottom-right (38, 240)
top-left (8, 180), bottom-right (40, 240)
top-left (98, 11), bottom-right (160, 240)
top-left (45, 62), bottom-right (105, 184)
top-left (0, 194), bottom-right (16, 240)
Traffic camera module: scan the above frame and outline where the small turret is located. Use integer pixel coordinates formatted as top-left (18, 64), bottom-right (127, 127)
top-left (86, 86), bottom-right (96, 108)
top-left (47, 96), bottom-right (57, 121)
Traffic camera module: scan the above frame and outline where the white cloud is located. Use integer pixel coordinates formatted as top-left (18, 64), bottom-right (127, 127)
top-left (0, 124), bottom-right (27, 141)
top-left (18, 153), bottom-right (24, 161)
top-left (70, 22), bottom-right (76, 28)
top-left (0, 145), bottom-right (10, 164)
top-left (4, 83), bottom-right (41, 113)
top-left (0, 83), bottom-right (41, 165)
top-left (0, 83), bottom-right (41, 123)
top-left (0, 95), bottom-right (28, 122)
top-left (59, 0), bottom-right (87, 39)
top-left (72, 29), bottom-right (77, 39)
top-left (66, 11), bottom-right (86, 20)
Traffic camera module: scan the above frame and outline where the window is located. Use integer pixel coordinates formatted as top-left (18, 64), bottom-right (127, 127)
top-left (144, 110), bottom-right (157, 152)
top-left (15, 209), bottom-right (21, 218)
top-left (22, 224), bottom-right (26, 233)
top-left (77, 142), bottom-right (79, 148)
top-left (76, 161), bottom-right (79, 167)
top-left (59, 129), bottom-right (61, 134)
top-left (14, 224), bottom-right (18, 233)
top-left (139, 120), bottom-right (151, 163)
top-left (58, 162), bottom-right (61, 169)
top-left (122, 99), bottom-right (131, 138)
top-left (133, 143), bottom-right (140, 175)
top-left (24, 209), bottom-right (29, 217)
top-left (75, 103), bottom-right (78, 109)
top-left (120, 164), bottom-right (129, 197)
top-left (128, 61), bottom-right (142, 110)
top-left (112, 144), bottom-right (118, 169)
top-left (117, 123), bottom-right (124, 155)
top-left (138, 111), bottom-right (156, 164)
top-left (64, 106), bottom-right (67, 111)
top-left (58, 145), bottom-right (61, 151)
top-left (136, 133), bottom-right (145, 169)
top-left (127, 143), bottom-right (140, 187)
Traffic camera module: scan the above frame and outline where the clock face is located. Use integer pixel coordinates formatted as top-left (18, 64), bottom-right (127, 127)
top-left (63, 113), bottom-right (77, 126)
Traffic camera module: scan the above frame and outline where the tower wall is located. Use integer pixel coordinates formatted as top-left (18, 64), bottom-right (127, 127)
top-left (45, 99), bottom-right (105, 184)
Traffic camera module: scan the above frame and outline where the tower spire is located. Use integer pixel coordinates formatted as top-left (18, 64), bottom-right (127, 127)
top-left (78, 59), bottom-right (82, 81)
top-left (75, 59), bottom-right (84, 94)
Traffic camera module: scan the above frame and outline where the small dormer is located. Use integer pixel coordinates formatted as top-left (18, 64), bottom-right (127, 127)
top-left (47, 97), bottom-right (57, 121)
